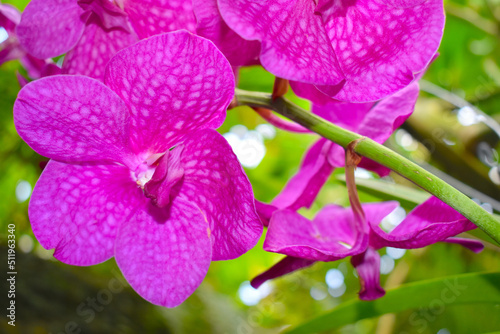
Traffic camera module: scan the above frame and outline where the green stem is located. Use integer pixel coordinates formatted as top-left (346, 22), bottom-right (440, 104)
top-left (235, 88), bottom-right (500, 245)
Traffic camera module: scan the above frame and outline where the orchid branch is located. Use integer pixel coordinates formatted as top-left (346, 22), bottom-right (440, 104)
top-left (235, 88), bottom-right (500, 245)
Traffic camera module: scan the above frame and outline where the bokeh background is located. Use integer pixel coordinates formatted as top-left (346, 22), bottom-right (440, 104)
top-left (1, 0), bottom-right (500, 333)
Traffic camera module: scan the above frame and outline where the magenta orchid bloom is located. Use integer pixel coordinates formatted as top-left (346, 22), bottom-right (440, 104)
top-left (14, 31), bottom-right (262, 307)
top-left (16, 0), bottom-right (197, 80)
top-left (269, 80), bottom-right (419, 213)
top-left (218, 0), bottom-right (444, 102)
top-left (252, 197), bottom-right (483, 300)
top-left (193, 0), bottom-right (260, 67)
top-left (0, 2), bottom-right (60, 79)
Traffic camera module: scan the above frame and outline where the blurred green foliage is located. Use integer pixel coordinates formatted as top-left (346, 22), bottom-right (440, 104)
top-left (1, 0), bottom-right (499, 333)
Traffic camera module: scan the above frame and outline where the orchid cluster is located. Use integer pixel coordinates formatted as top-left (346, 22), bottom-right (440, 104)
top-left (3, 0), bottom-right (488, 308)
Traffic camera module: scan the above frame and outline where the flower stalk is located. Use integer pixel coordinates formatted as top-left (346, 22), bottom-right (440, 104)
top-left (235, 88), bottom-right (500, 245)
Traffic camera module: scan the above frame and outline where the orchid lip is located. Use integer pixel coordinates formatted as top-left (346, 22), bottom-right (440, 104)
top-left (131, 152), bottom-right (165, 188)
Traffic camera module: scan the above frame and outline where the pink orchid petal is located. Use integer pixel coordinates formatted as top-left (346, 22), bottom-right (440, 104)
top-left (78, 0), bottom-right (132, 32)
top-left (272, 139), bottom-right (334, 210)
top-left (178, 129), bottom-right (262, 260)
top-left (194, 0), bottom-right (260, 66)
top-left (219, 0), bottom-right (344, 86)
top-left (264, 208), bottom-right (362, 261)
top-left (19, 54), bottom-right (61, 79)
top-left (123, 0), bottom-right (196, 38)
top-left (318, 0), bottom-right (443, 101)
top-left (115, 197), bottom-right (211, 307)
top-left (14, 75), bottom-right (134, 166)
top-left (443, 237), bottom-right (484, 253)
top-left (0, 3), bottom-right (20, 32)
top-left (355, 82), bottom-right (419, 143)
top-left (29, 160), bottom-right (142, 266)
top-left (351, 247), bottom-right (385, 300)
top-left (255, 200), bottom-right (278, 227)
top-left (251, 256), bottom-right (315, 289)
top-left (290, 81), bottom-right (339, 106)
top-left (369, 197), bottom-right (478, 249)
top-left (62, 16), bottom-right (138, 80)
top-left (104, 31), bottom-right (234, 156)
top-left (16, 0), bottom-right (87, 59)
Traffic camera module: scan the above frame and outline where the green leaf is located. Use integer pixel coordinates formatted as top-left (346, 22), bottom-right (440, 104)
top-left (284, 272), bottom-right (500, 334)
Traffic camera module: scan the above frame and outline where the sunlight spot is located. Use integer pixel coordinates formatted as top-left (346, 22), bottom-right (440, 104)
top-left (310, 284), bottom-right (328, 300)
top-left (238, 281), bottom-right (271, 306)
top-left (386, 247), bottom-right (406, 260)
top-left (15, 180), bottom-right (32, 203)
top-left (0, 27), bottom-right (8, 44)
top-left (328, 283), bottom-right (346, 298)
top-left (325, 269), bottom-right (344, 289)
top-left (457, 106), bottom-right (479, 126)
top-left (19, 234), bottom-right (34, 253)
top-left (380, 206), bottom-right (406, 232)
top-left (380, 255), bottom-right (395, 274)
top-left (256, 124), bottom-right (276, 139)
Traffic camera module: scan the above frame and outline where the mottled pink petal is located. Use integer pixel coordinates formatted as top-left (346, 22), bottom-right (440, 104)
top-left (272, 139), bottom-right (334, 210)
top-left (219, 0), bottom-right (344, 86)
top-left (318, 0), bottom-right (443, 101)
top-left (264, 207), bottom-right (363, 261)
top-left (78, 0), bottom-right (132, 31)
top-left (251, 256), bottom-right (315, 289)
top-left (177, 129), bottom-right (262, 260)
top-left (351, 247), bottom-right (385, 300)
top-left (115, 197), bottom-right (211, 307)
top-left (29, 160), bottom-right (142, 265)
top-left (104, 31), bottom-right (234, 156)
top-left (16, 0), bottom-right (87, 59)
top-left (194, 0), bottom-right (260, 66)
top-left (123, 0), bottom-right (196, 38)
top-left (369, 197), bottom-right (478, 249)
top-left (14, 75), bottom-right (135, 166)
top-left (62, 16), bottom-right (138, 80)
top-left (443, 237), bottom-right (484, 253)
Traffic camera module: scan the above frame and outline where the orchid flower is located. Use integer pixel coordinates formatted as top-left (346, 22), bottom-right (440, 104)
top-left (252, 197), bottom-right (483, 300)
top-left (0, 2), bottom-right (59, 79)
top-left (14, 31), bottom-right (262, 307)
top-left (218, 0), bottom-right (444, 102)
top-left (16, 0), bottom-right (197, 80)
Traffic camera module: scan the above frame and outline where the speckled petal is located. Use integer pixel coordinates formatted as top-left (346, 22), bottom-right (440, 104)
top-left (62, 16), bottom-right (138, 80)
top-left (272, 139), bottom-right (334, 211)
top-left (14, 75), bottom-right (134, 166)
top-left (177, 129), bottom-right (262, 260)
top-left (16, 0), bottom-right (87, 59)
top-left (264, 207), bottom-right (365, 261)
top-left (123, 0), bottom-right (196, 38)
top-left (351, 247), bottom-right (385, 300)
top-left (219, 0), bottom-right (344, 85)
top-left (251, 256), bottom-right (315, 289)
top-left (369, 197), bottom-right (478, 249)
top-left (29, 160), bottom-right (142, 266)
top-left (194, 0), bottom-right (260, 66)
top-left (115, 197), bottom-right (211, 307)
top-left (318, 0), bottom-right (443, 101)
top-left (105, 31), bottom-right (235, 156)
